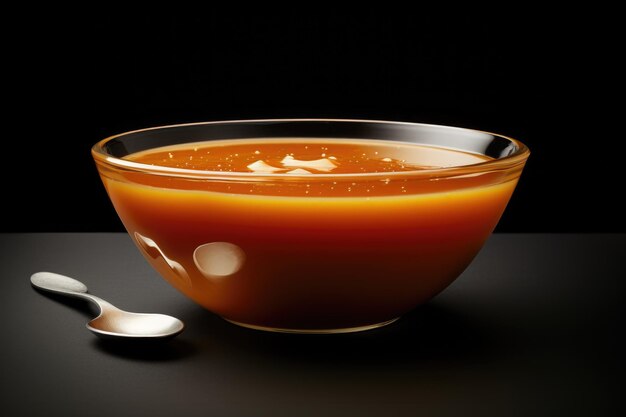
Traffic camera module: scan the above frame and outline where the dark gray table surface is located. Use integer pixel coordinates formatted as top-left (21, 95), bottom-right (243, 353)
top-left (0, 233), bottom-right (623, 416)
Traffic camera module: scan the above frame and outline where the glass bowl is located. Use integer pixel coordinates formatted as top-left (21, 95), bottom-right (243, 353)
top-left (92, 119), bottom-right (529, 333)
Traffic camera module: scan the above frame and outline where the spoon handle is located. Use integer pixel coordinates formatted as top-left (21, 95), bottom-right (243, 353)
top-left (31, 272), bottom-right (90, 295)
top-left (30, 272), bottom-right (117, 312)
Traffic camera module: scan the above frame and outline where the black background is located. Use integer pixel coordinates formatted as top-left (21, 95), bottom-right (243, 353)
top-left (6, 11), bottom-right (622, 232)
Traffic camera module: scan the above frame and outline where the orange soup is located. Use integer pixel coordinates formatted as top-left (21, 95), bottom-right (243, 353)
top-left (99, 138), bottom-right (518, 331)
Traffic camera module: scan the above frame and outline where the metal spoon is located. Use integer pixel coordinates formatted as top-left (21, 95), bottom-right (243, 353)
top-left (30, 272), bottom-right (184, 340)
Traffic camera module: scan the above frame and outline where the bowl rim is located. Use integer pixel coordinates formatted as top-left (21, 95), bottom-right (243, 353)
top-left (91, 118), bottom-right (530, 181)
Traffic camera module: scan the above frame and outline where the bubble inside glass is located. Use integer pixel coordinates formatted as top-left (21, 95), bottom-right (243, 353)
top-left (92, 119), bottom-right (529, 333)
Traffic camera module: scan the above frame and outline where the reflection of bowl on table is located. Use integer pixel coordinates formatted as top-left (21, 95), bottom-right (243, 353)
top-left (92, 119), bottom-right (529, 333)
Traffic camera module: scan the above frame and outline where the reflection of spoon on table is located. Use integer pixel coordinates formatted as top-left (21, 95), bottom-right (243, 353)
top-left (31, 272), bottom-right (184, 340)
top-left (134, 232), bottom-right (191, 287)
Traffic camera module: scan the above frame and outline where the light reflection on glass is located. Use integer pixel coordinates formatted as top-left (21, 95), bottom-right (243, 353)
top-left (134, 232), bottom-right (191, 288)
top-left (193, 242), bottom-right (245, 279)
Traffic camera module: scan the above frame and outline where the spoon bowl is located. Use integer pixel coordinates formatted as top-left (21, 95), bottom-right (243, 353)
top-left (31, 272), bottom-right (184, 340)
top-left (87, 311), bottom-right (185, 339)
